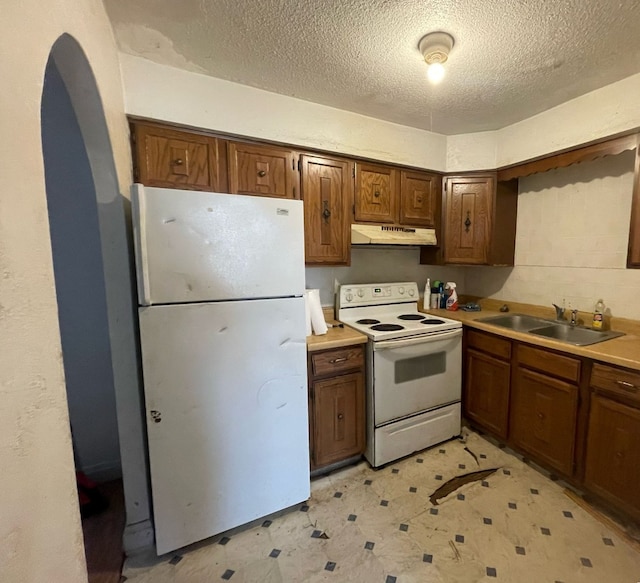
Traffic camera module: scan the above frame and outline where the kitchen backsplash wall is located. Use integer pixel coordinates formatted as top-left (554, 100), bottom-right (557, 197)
top-left (305, 248), bottom-right (467, 308)
top-left (466, 150), bottom-right (640, 319)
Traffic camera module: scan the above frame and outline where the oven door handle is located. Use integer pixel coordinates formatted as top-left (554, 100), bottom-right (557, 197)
top-left (373, 329), bottom-right (462, 350)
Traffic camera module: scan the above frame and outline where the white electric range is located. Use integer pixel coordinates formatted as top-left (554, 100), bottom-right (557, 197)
top-left (337, 282), bottom-right (462, 467)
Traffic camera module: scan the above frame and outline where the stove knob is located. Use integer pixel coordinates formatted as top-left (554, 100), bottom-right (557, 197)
top-left (357, 289), bottom-right (364, 298)
top-left (398, 287), bottom-right (405, 294)
top-left (408, 288), bottom-right (415, 297)
top-left (345, 292), bottom-right (353, 302)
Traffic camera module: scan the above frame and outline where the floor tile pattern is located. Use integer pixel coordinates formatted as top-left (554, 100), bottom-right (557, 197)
top-left (123, 431), bottom-right (640, 582)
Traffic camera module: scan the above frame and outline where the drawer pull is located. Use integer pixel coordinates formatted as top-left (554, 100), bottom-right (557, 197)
top-left (615, 380), bottom-right (638, 392)
top-left (172, 158), bottom-right (184, 166)
top-left (257, 170), bottom-right (267, 177)
top-left (337, 413), bottom-right (344, 420)
top-left (330, 357), bottom-right (348, 364)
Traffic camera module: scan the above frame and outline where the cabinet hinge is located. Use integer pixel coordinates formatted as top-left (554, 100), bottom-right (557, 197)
top-left (352, 166), bottom-right (355, 178)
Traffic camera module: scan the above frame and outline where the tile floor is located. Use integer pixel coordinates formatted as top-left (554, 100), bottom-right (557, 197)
top-left (123, 430), bottom-right (640, 582)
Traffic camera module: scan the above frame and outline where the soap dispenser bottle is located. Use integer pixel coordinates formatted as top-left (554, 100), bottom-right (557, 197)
top-left (592, 299), bottom-right (604, 330)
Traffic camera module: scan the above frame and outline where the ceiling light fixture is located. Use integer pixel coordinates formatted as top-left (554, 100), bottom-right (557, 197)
top-left (418, 32), bottom-right (455, 84)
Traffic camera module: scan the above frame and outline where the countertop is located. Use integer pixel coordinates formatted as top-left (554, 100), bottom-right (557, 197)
top-left (306, 321), bottom-right (368, 352)
top-left (421, 307), bottom-right (640, 372)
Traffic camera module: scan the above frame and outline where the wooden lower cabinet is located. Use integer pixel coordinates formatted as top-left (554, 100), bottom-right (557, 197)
top-left (510, 366), bottom-right (578, 475)
top-left (584, 394), bottom-right (640, 516)
top-left (312, 373), bottom-right (365, 468)
top-left (308, 345), bottom-right (366, 470)
top-left (464, 348), bottom-right (510, 438)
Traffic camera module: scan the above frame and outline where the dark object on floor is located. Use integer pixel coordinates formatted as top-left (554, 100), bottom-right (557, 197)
top-left (77, 471), bottom-right (109, 518)
top-left (464, 446), bottom-right (480, 465)
top-left (429, 468), bottom-right (499, 505)
top-left (82, 479), bottom-right (125, 583)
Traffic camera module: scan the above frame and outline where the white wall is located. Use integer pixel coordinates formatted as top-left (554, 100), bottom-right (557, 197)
top-left (120, 54), bottom-right (448, 171)
top-left (0, 2), bottom-right (141, 581)
top-left (42, 59), bottom-right (121, 482)
top-left (306, 249), bottom-right (467, 307)
top-left (496, 73), bottom-right (640, 167)
top-left (465, 152), bottom-right (640, 318)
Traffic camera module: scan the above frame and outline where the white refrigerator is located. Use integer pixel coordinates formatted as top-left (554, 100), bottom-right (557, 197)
top-left (132, 184), bottom-right (310, 555)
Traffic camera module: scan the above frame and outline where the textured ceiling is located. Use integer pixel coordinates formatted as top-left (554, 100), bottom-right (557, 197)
top-left (104, 0), bottom-right (640, 135)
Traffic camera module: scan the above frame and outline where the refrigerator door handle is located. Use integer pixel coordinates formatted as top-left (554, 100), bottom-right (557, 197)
top-left (132, 183), bottom-right (152, 306)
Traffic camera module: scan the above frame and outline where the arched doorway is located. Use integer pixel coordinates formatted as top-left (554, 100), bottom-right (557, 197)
top-left (41, 34), bottom-right (151, 578)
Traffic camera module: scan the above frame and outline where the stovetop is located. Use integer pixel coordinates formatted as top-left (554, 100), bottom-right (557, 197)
top-left (336, 282), bottom-right (462, 341)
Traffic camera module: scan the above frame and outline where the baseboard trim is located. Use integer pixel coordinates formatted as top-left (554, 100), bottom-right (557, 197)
top-left (123, 519), bottom-right (154, 553)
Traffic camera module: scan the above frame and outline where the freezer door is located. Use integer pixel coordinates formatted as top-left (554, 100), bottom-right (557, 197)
top-left (132, 184), bottom-right (305, 305)
top-left (139, 297), bottom-right (310, 555)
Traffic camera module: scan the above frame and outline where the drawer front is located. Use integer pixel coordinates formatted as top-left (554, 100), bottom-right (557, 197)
top-left (466, 329), bottom-right (511, 360)
top-left (517, 344), bottom-right (580, 383)
top-left (312, 346), bottom-right (364, 377)
top-left (591, 363), bottom-right (640, 406)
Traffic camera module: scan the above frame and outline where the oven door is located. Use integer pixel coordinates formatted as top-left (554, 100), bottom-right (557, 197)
top-left (372, 329), bottom-right (462, 426)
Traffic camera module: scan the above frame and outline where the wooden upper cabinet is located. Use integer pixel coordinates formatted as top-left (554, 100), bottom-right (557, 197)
top-left (399, 170), bottom-right (439, 227)
top-left (355, 162), bottom-right (397, 223)
top-left (301, 154), bottom-right (352, 266)
top-left (440, 175), bottom-right (518, 266)
top-left (131, 122), bottom-right (225, 191)
top-left (444, 175), bottom-right (493, 264)
top-left (227, 142), bottom-right (297, 199)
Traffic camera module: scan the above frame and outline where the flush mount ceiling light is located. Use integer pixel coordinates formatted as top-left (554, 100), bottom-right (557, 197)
top-left (418, 31), bottom-right (455, 84)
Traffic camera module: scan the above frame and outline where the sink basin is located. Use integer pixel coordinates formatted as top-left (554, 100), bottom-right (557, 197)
top-left (476, 314), bottom-right (552, 331)
top-left (528, 325), bottom-right (625, 346)
top-left (477, 313), bottom-right (625, 346)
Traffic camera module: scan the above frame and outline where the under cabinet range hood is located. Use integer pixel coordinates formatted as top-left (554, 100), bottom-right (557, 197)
top-left (351, 224), bottom-right (437, 246)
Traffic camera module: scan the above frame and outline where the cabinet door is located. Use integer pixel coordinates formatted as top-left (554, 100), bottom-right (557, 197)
top-left (132, 123), bottom-right (224, 191)
top-left (302, 155), bottom-right (352, 265)
top-left (400, 170), bottom-right (439, 227)
top-left (355, 162), bottom-right (397, 223)
top-left (228, 142), bottom-right (296, 199)
top-left (312, 372), bottom-right (365, 468)
top-left (464, 348), bottom-right (510, 439)
top-left (584, 395), bottom-right (640, 512)
top-left (510, 367), bottom-right (578, 475)
top-left (444, 176), bottom-right (494, 264)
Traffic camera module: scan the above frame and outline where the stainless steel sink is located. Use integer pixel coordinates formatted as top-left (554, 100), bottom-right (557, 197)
top-left (476, 313), bottom-right (625, 346)
top-left (476, 314), bottom-right (552, 331)
top-left (528, 325), bottom-right (625, 346)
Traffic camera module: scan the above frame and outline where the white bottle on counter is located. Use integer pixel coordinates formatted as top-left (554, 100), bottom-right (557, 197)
top-left (424, 278), bottom-right (430, 309)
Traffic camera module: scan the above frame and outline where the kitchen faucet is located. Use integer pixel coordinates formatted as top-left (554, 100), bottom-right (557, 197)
top-left (552, 303), bottom-right (565, 321)
top-left (570, 309), bottom-right (579, 326)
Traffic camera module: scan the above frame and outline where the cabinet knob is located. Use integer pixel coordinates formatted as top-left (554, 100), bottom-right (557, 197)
top-left (172, 158), bottom-right (184, 166)
top-left (615, 451), bottom-right (624, 459)
top-left (537, 412), bottom-right (544, 420)
top-left (323, 208), bottom-right (332, 219)
top-left (464, 211), bottom-right (472, 233)
top-left (374, 191), bottom-right (381, 198)
top-left (337, 413), bottom-right (344, 420)
top-left (257, 170), bottom-right (267, 177)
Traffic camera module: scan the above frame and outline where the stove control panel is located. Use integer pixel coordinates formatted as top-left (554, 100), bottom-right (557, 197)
top-left (337, 282), bottom-right (420, 308)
